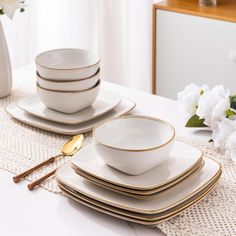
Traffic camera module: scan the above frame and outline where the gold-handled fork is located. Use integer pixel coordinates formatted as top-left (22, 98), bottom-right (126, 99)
top-left (13, 134), bottom-right (84, 190)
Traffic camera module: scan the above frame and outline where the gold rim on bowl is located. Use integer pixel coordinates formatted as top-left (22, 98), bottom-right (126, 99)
top-left (93, 115), bottom-right (175, 152)
top-left (36, 79), bottom-right (101, 94)
top-left (36, 68), bottom-right (100, 83)
top-left (35, 48), bottom-right (100, 70)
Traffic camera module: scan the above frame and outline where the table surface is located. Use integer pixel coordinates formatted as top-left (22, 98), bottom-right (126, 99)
top-left (0, 65), bottom-right (211, 236)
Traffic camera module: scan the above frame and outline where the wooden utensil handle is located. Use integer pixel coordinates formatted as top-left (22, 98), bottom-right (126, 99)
top-left (13, 155), bottom-right (61, 183)
top-left (27, 169), bottom-right (57, 191)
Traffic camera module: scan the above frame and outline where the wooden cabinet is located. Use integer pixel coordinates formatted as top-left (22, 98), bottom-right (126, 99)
top-left (153, 0), bottom-right (236, 99)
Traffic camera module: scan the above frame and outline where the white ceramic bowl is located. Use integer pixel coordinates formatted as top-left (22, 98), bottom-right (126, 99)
top-left (93, 116), bottom-right (175, 175)
top-left (35, 48), bottom-right (100, 80)
top-left (37, 80), bottom-right (100, 114)
top-left (36, 69), bottom-right (100, 92)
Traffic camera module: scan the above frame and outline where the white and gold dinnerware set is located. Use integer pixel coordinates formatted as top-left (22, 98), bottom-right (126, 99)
top-left (7, 48), bottom-right (222, 225)
top-left (6, 48), bottom-right (136, 135)
top-left (55, 116), bottom-right (222, 226)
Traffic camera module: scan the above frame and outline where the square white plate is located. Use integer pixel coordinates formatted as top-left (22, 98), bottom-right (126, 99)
top-left (55, 157), bottom-right (221, 214)
top-left (6, 99), bottom-right (135, 135)
top-left (71, 141), bottom-right (203, 190)
top-left (57, 172), bottom-right (220, 225)
top-left (72, 160), bottom-right (204, 199)
top-left (18, 90), bottom-right (121, 125)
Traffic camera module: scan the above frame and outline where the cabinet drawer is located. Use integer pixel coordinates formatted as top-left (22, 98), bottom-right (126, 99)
top-left (156, 10), bottom-right (236, 99)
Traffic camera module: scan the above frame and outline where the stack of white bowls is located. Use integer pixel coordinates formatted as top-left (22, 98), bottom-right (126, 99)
top-left (35, 48), bottom-right (100, 114)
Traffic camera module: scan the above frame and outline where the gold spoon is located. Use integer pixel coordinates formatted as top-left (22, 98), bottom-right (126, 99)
top-left (13, 134), bottom-right (84, 185)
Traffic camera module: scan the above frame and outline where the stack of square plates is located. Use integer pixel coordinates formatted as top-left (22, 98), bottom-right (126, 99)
top-left (55, 141), bottom-right (222, 225)
top-left (6, 90), bottom-right (135, 135)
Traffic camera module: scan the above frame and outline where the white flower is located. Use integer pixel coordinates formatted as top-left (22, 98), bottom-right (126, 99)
top-left (211, 98), bottom-right (230, 129)
top-left (212, 85), bottom-right (230, 99)
top-left (196, 85), bottom-right (230, 127)
top-left (225, 131), bottom-right (236, 164)
top-left (0, 0), bottom-right (26, 19)
top-left (177, 84), bottom-right (208, 119)
top-left (211, 114), bottom-right (236, 164)
top-left (212, 118), bottom-right (236, 149)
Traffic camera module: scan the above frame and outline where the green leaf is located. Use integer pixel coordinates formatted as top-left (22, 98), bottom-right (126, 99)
top-left (185, 114), bottom-right (208, 128)
top-left (230, 95), bottom-right (236, 110)
top-left (226, 108), bottom-right (236, 118)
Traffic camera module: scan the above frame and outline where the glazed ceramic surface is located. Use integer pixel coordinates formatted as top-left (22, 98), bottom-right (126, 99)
top-left (37, 80), bottom-right (100, 114)
top-left (57, 172), bottom-right (220, 225)
top-left (72, 160), bottom-right (204, 199)
top-left (74, 161), bottom-right (204, 200)
top-left (93, 116), bottom-right (175, 175)
top-left (56, 157), bottom-right (221, 214)
top-left (72, 141), bottom-right (202, 190)
top-left (6, 99), bottom-right (135, 135)
top-left (18, 91), bottom-right (121, 125)
top-left (35, 48), bottom-right (100, 80)
top-left (0, 20), bottom-right (12, 98)
top-left (36, 69), bottom-right (99, 91)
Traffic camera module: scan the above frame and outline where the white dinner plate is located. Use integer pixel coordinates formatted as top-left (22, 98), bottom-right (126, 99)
top-left (57, 172), bottom-right (220, 225)
top-left (71, 141), bottom-right (203, 190)
top-left (56, 157), bottom-right (221, 214)
top-left (72, 160), bottom-right (204, 199)
top-left (18, 91), bottom-right (121, 125)
top-left (6, 99), bottom-right (135, 135)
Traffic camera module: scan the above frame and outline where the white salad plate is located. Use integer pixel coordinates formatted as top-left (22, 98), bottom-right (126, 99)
top-left (18, 91), bottom-right (121, 125)
top-left (56, 157), bottom-right (221, 214)
top-left (6, 99), bottom-right (135, 135)
top-left (72, 160), bottom-right (204, 200)
top-left (71, 141), bottom-right (203, 190)
top-left (57, 172), bottom-right (220, 225)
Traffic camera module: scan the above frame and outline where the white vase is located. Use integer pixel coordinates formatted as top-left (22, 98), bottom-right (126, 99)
top-left (0, 19), bottom-right (12, 98)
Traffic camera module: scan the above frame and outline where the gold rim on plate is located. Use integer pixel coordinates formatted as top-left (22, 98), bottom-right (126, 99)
top-left (18, 93), bottom-right (121, 126)
top-left (58, 171), bottom-right (221, 225)
top-left (72, 159), bottom-right (204, 199)
top-left (71, 144), bottom-right (203, 190)
top-left (59, 172), bottom-right (220, 222)
top-left (55, 157), bottom-right (221, 214)
top-left (6, 100), bottom-right (136, 135)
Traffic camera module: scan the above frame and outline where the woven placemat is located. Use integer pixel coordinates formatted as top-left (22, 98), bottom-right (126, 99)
top-left (1, 88), bottom-right (236, 235)
top-left (0, 87), bottom-right (93, 193)
top-left (157, 137), bottom-right (236, 236)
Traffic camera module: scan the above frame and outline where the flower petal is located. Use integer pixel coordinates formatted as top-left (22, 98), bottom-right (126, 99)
top-left (225, 131), bottom-right (236, 164)
top-left (211, 98), bottom-right (230, 129)
top-left (212, 118), bottom-right (236, 148)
